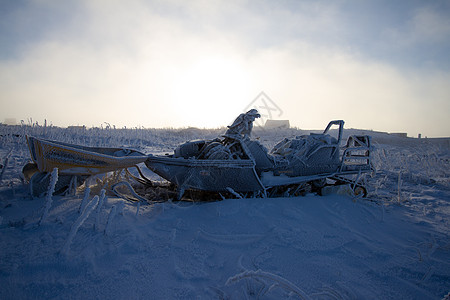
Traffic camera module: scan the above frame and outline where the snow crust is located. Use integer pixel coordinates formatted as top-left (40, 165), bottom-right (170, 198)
top-left (0, 125), bottom-right (449, 299)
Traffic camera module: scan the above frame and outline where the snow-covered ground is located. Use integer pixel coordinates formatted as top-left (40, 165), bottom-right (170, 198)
top-left (0, 124), bottom-right (449, 299)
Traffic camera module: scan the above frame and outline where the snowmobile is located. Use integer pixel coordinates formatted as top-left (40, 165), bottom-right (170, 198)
top-left (145, 116), bottom-right (373, 199)
top-left (24, 110), bottom-right (374, 200)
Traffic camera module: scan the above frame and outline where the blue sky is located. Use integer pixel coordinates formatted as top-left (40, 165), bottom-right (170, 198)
top-left (1, 0), bottom-right (449, 137)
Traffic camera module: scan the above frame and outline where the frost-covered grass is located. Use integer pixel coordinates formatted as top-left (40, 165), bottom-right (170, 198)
top-left (0, 124), bottom-right (449, 299)
top-left (368, 142), bottom-right (450, 206)
top-left (0, 123), bottom-right (224, 153)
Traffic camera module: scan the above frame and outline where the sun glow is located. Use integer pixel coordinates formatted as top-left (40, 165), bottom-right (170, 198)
top-left (168, 56), bottom-right (253, 128)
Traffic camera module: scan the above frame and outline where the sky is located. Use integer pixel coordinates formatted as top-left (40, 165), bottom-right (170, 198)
top-left (0, 0), bottom-right (449, 137)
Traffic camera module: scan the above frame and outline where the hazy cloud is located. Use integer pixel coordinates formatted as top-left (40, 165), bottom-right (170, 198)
top-left (1, 0), bottom-right (449, 136)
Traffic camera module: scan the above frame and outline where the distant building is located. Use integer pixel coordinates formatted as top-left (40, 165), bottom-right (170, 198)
top-left (389, 132), bottom-right (408, 138)
top-left (4, 118), bottom-right (16, 125)
top-left (68, 125), bottom-right (86, 130)
top-left (265, 120), bottom-right (290, 129)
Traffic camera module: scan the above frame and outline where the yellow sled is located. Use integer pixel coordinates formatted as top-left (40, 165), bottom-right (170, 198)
top-left (25, 136), bottom-right (148, 197)
top-left (26, 136), bottom-right (147, 175)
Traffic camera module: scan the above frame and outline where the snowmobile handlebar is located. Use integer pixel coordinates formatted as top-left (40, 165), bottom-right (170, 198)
top-left (323, 120), bottom-right (344, 143)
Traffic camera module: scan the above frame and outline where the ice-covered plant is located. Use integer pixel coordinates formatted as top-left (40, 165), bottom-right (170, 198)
top-left (61, 195), bottom-right (99, 255)
top-left (104, 204), bottom-right (117, 236)
top-left (78, 187), bottom-right (90, 214)
top-left (39, 168), bottom-right (58, 226)
top-left (94, 189), bottom-right (106, 231)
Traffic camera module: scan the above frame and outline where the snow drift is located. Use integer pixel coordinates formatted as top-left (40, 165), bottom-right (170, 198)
top-left (0, 124), bottom-right (449, 299)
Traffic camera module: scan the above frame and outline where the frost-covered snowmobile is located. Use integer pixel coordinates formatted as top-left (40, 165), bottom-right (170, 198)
top-left (145, 111), bottom-right (373, 199)
top-left (24, 109), bottom-right (373, 200)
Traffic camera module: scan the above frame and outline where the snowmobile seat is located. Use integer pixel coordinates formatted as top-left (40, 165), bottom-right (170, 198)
top-left (270, 133), bottom-right (341, 176)
top-left (174, 140), bottom-right (207, 158)
top-left (244, 140), bottom-right (275, 172)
